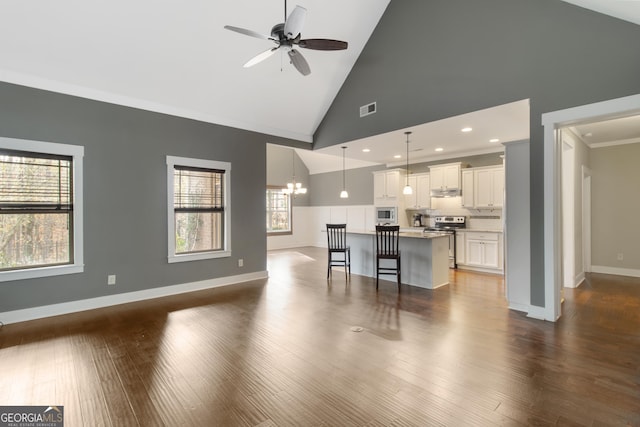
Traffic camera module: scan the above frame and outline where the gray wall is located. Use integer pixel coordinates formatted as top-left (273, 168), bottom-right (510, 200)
top-left (591, 143), bottom-right (640, 270)
top-left (313, 0), bottom-right (640, 307)
top-left (0, 82), bottom-right (287, 313)
top-left (309, 165), bottom-right (384, 206)
top-left (266, 144), bottom-right (310, 206)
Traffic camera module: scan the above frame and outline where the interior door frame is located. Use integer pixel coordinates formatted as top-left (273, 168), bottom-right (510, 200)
top-left (541, 93), bottom-right (640, 321)
top-left (582, 166), bottom-right (592, 276)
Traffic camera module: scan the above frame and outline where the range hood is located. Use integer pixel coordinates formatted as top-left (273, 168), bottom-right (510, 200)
top-left (430, 188), bottom-right (461, 198)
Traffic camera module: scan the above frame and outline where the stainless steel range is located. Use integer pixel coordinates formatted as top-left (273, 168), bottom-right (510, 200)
top-left (424, 216), bottom-right (466, 268)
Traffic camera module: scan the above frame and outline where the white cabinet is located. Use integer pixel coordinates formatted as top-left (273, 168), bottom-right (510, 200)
top-left (404, 173), bottom-right (430, 209)
top-left (464, 232), bottom-right (501, 270)
top-left (373, 169), bottom-right (402, 206)
top-left (474, 167), bottom-right (504, 208)
top-left (429, 163), bottom-right (461, 192)
top-left (461, 170), bottom-right (474, 208)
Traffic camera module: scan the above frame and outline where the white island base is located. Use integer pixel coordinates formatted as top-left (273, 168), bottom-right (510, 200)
top-left (346, 231), bottom-right (450, 289)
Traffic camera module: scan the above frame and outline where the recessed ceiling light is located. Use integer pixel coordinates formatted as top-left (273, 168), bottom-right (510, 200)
top-left (461, 127), bottom-right (473, 133)
top-left (583, 132), bottom-right (593, 137)
top-left (362, 148), bottom-right (371, 153)
top-left (435, 147), bottom-right (444, 152)
top-left (489, 138), bottom-right (500, 143)
top-left (394, 154), bottom-right (402, 159)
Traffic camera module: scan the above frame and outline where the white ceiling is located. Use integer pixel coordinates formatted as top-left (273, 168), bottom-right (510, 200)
top-left (0, 0), bottom-right (637, 168)
top-left (570, 114), bottom-right (640, 148)
top-left (300, 99), bottom-right (531, 174)
top-left (0, 0), bottom-right (390, 142)
top-left (559, 0), bottom-right (640, 25)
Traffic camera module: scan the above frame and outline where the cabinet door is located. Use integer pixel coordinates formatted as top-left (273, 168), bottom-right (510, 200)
top-left (474, 169), bottom-right (494, 207)
top-left (416, 174), bottom-right (430, 208)
top-left (430, 167), bottom-right (444, 190)
top-left (443, 165), bottom-right (460, 189)
top-left (466, 240), bottom-right (484, 266)
top-left (404, 175), bottom-right (418, 207)
top-left (491, 168), bottom-right (504, 208)
top-left (373, 172), bottom-right (386, 199)
top-left (483, 241), bottom-right (499, 268)
top-left (386, 171), bottom-right (400, 198)
top-left (461, 170), bottom-right (474, 207)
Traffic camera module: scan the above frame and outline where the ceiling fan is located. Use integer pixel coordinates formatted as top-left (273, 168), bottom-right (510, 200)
top-left (224, 0), bottom-right (348, 76)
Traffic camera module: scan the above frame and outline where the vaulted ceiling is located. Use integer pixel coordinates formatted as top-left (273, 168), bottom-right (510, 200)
top-left (0, 0), bottom-right (637, 151)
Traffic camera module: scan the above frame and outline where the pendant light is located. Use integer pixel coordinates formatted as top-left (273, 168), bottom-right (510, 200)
top-left (340, 146), bottom-right (349, 199)
top-left (282, 149), bottom-right (307, 196)
top-left (403, 131), bottom-right (413, 195)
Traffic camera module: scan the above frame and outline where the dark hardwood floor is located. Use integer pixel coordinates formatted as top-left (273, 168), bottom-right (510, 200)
top-left (1, 246), bottom-right (639, 426)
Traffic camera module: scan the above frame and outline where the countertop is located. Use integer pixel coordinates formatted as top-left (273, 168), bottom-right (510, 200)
top-left (347, 230), bottom-right (450, 239)
top-left (403, 227), bottom-right (503, 233)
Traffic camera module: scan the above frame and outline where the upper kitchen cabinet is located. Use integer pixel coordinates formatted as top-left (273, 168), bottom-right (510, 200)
top-left (429, 163), bottom-right (461, 197)
top-left (373, 169), bottom-right (403, 206)
top-left (474, 166), bottom-right (504, 208)
top-left (404, 173), bottom-right (431, 209)
top-left (461, 170), bottom-right (474, 208)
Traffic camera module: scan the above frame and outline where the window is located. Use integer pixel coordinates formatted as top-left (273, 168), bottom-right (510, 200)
top-left (0, 137), bottom-right (84, 282)
top-left (167, 156), bottom-right (231, 263)
top-left (266, 187), bottom-right (292, 235)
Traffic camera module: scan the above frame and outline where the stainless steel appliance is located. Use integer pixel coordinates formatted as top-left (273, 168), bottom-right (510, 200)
top-left (375, 206), bottom-right (397, 225)
top-left (424, 216), bottom-right (466, 268)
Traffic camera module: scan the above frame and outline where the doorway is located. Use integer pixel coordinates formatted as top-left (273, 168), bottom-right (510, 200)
top-left (542, 93), bottom-right (640, 321)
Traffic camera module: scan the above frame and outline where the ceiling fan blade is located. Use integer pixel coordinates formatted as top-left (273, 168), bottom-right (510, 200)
top-left (224, 25), bottom-right (272, 41)
top-left (298, 39), bottom-right (348, 51)
top-left (284, 5), bottom-right (307, 39)
top-left (288, 49), bottom-right (311, 76)
top-left (244, 47), bottom-right (279, 68)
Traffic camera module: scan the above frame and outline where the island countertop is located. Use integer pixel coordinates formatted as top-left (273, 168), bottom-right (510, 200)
top-left (346, 230), bottom-right (451, 239)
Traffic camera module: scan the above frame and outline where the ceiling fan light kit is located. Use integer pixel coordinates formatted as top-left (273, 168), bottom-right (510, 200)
top-left (224, 1), bottom-right (348, 76)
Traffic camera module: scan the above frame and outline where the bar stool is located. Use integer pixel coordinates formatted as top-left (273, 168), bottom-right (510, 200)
top-left (375, 225), bottom-right (401, 291)
top-left (326, 224), bottom-right (351, 280)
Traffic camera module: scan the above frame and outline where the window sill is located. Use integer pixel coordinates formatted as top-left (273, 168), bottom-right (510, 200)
top-left (0, 264), bottom-right (84, 283)
top-left (168, 251), bottom-right (231, 264)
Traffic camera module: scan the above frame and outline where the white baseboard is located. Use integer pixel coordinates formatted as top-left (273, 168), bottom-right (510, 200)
top-left (574, 272), bottom-right (585, 288)
top-left (526, 305), bottom-right (556, 321)
top-left (591, 265), bottom-right (640, 278)
top-left (0, 271), bottom-right (268, 325)
top-left (508, 302), bottom-right (530, 313)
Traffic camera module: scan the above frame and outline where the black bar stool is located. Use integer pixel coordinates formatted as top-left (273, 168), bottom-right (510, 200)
top-left (326, 224), bottom-right (351, 280)
top-left (375, 225), bottom-right (401, 291)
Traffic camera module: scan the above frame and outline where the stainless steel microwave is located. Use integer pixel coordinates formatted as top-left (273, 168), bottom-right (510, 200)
top-left (375, 206), bottom-right (397, 224)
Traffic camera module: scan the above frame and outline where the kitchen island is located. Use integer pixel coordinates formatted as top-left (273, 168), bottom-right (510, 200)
top-left (346, 230), bottom-right (450, 289)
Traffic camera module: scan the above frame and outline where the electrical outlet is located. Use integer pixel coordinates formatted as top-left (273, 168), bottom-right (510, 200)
top-left (107, 275), bottom-right (116, 285)
top-left (238, 259), bottom-right (244, 267)
top-left (617, 253), bottom-right (624, 261)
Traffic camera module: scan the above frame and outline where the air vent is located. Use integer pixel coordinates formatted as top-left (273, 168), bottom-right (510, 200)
top-left (359, 102), bottom-right (377, 117)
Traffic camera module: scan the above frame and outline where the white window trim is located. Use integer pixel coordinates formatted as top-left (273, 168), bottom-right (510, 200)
top-left (166, 155), bottom-right (231, 263)
top-left (0, 137), bottom-right (84, 282)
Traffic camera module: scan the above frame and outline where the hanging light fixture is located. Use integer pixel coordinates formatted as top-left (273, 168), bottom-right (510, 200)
top-left (282, 149), bottom-right (307, 196)
top-left (340, 146), bottom-right (349, 199)
top-left (403, 131), bottom-right (413, 195)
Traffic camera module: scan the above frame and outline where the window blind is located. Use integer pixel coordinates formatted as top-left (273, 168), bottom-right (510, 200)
top-left (173, 166), bottom-right (224, 211)
top-left (0, 150), bottom-right (73, 213)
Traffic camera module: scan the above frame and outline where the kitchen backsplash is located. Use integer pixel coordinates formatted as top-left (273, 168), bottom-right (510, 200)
top-left (419, 196), bottom-right (503, 230)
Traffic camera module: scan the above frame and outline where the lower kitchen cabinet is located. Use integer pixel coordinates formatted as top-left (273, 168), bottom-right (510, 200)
top-left (459, 231), bottom-right (503, 273)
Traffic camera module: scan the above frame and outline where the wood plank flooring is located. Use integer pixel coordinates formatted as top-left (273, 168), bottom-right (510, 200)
top-left (1, 246), bottom-right (639, 426)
